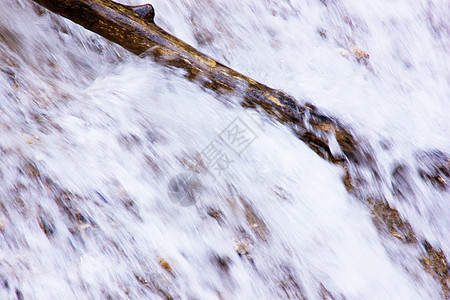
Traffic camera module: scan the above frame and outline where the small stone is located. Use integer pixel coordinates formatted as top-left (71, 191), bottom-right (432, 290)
top-left (0, 219), bottom-right (5, 232)
top-left (158, 257), bottom-right (173, 274)
top-left (338, 48), bottom-right (349, 57)
top-left (233, 238), bottom-right (249, 256)
top-left (349, 46), bottom-right (370, 63)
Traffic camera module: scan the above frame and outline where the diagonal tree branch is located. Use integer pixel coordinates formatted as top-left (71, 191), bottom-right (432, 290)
top-left (30, 0), bottom-right (366, 169)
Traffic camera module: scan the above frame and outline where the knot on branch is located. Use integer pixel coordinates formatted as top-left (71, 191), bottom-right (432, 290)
top-left (128, 4), bottom-right (155, 23)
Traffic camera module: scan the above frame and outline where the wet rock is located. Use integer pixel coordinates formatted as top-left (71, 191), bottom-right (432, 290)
top-left (38, 216), bottom-right (55, 238)
top-left (158, 257), bottom-right (173, 275)
top-left (20, 160), bottom-right (41, 181)
top-left (206, 207), bottom-right (224, 224)
top-left (177, 153), bottom-right (207, 174)
top-left (211, 253), bottom-right (232, 274)
top-left (143, 153), bottom-right (161, 174)
top-left (319, 283), bottom-right (344, 300)
top-left (232, 237), bottom-right (254, 264)
top-left (273, 186), bottom-right (292, 202)
top-left (117, 133), bottom-right (142, 151)
top-left (391, 163), bottom-right (414, 199)
top-left (0, 67), bottom-right (18, 88)
top-left (416, 150), bottom-right (449, 190)
top-left (242, 200), bottom-right (269, 242)
top-left (349, 46), bottom-right (369, 63)
top-left (317, 28), bottom-right (327, 39)
top-left (277, 265), bottom-right (308, 300)
top-left (371, 199), bottom-right (416, 243)
top-left (420, 241), bottom-right (450, 299)
top-left (0, 218), bottom-right (5, 233)
top-left (1, 279), bottom-right (9, 290)
top-left (0, 24), bottom-right (22, 52)
top-left (134, 273), bottom-right (176, 300)
top-left (45, 180), bottom-right (94, 231)
top-left (30, 112), bottom-right (62, 133)
top-left (118, 188), bottom-right (142, 220)
top-left (15, 288), bottom-right (24, 300)
top-left (233, 238), bottom-right (249, 256)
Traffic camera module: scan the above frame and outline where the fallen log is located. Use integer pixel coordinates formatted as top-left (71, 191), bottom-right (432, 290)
top-left (30, 0), bottom-right (366, 169)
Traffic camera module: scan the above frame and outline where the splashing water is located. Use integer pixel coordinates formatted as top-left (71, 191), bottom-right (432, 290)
top-left (0, 0), bottom-right (449, 299)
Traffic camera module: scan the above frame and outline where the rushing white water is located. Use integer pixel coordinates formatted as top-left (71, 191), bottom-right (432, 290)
top-left (0, 0), bottom-right (449, 299)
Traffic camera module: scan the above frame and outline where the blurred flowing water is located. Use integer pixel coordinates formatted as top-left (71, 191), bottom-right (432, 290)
top-left (0, 0), bottom-right (449, 299)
